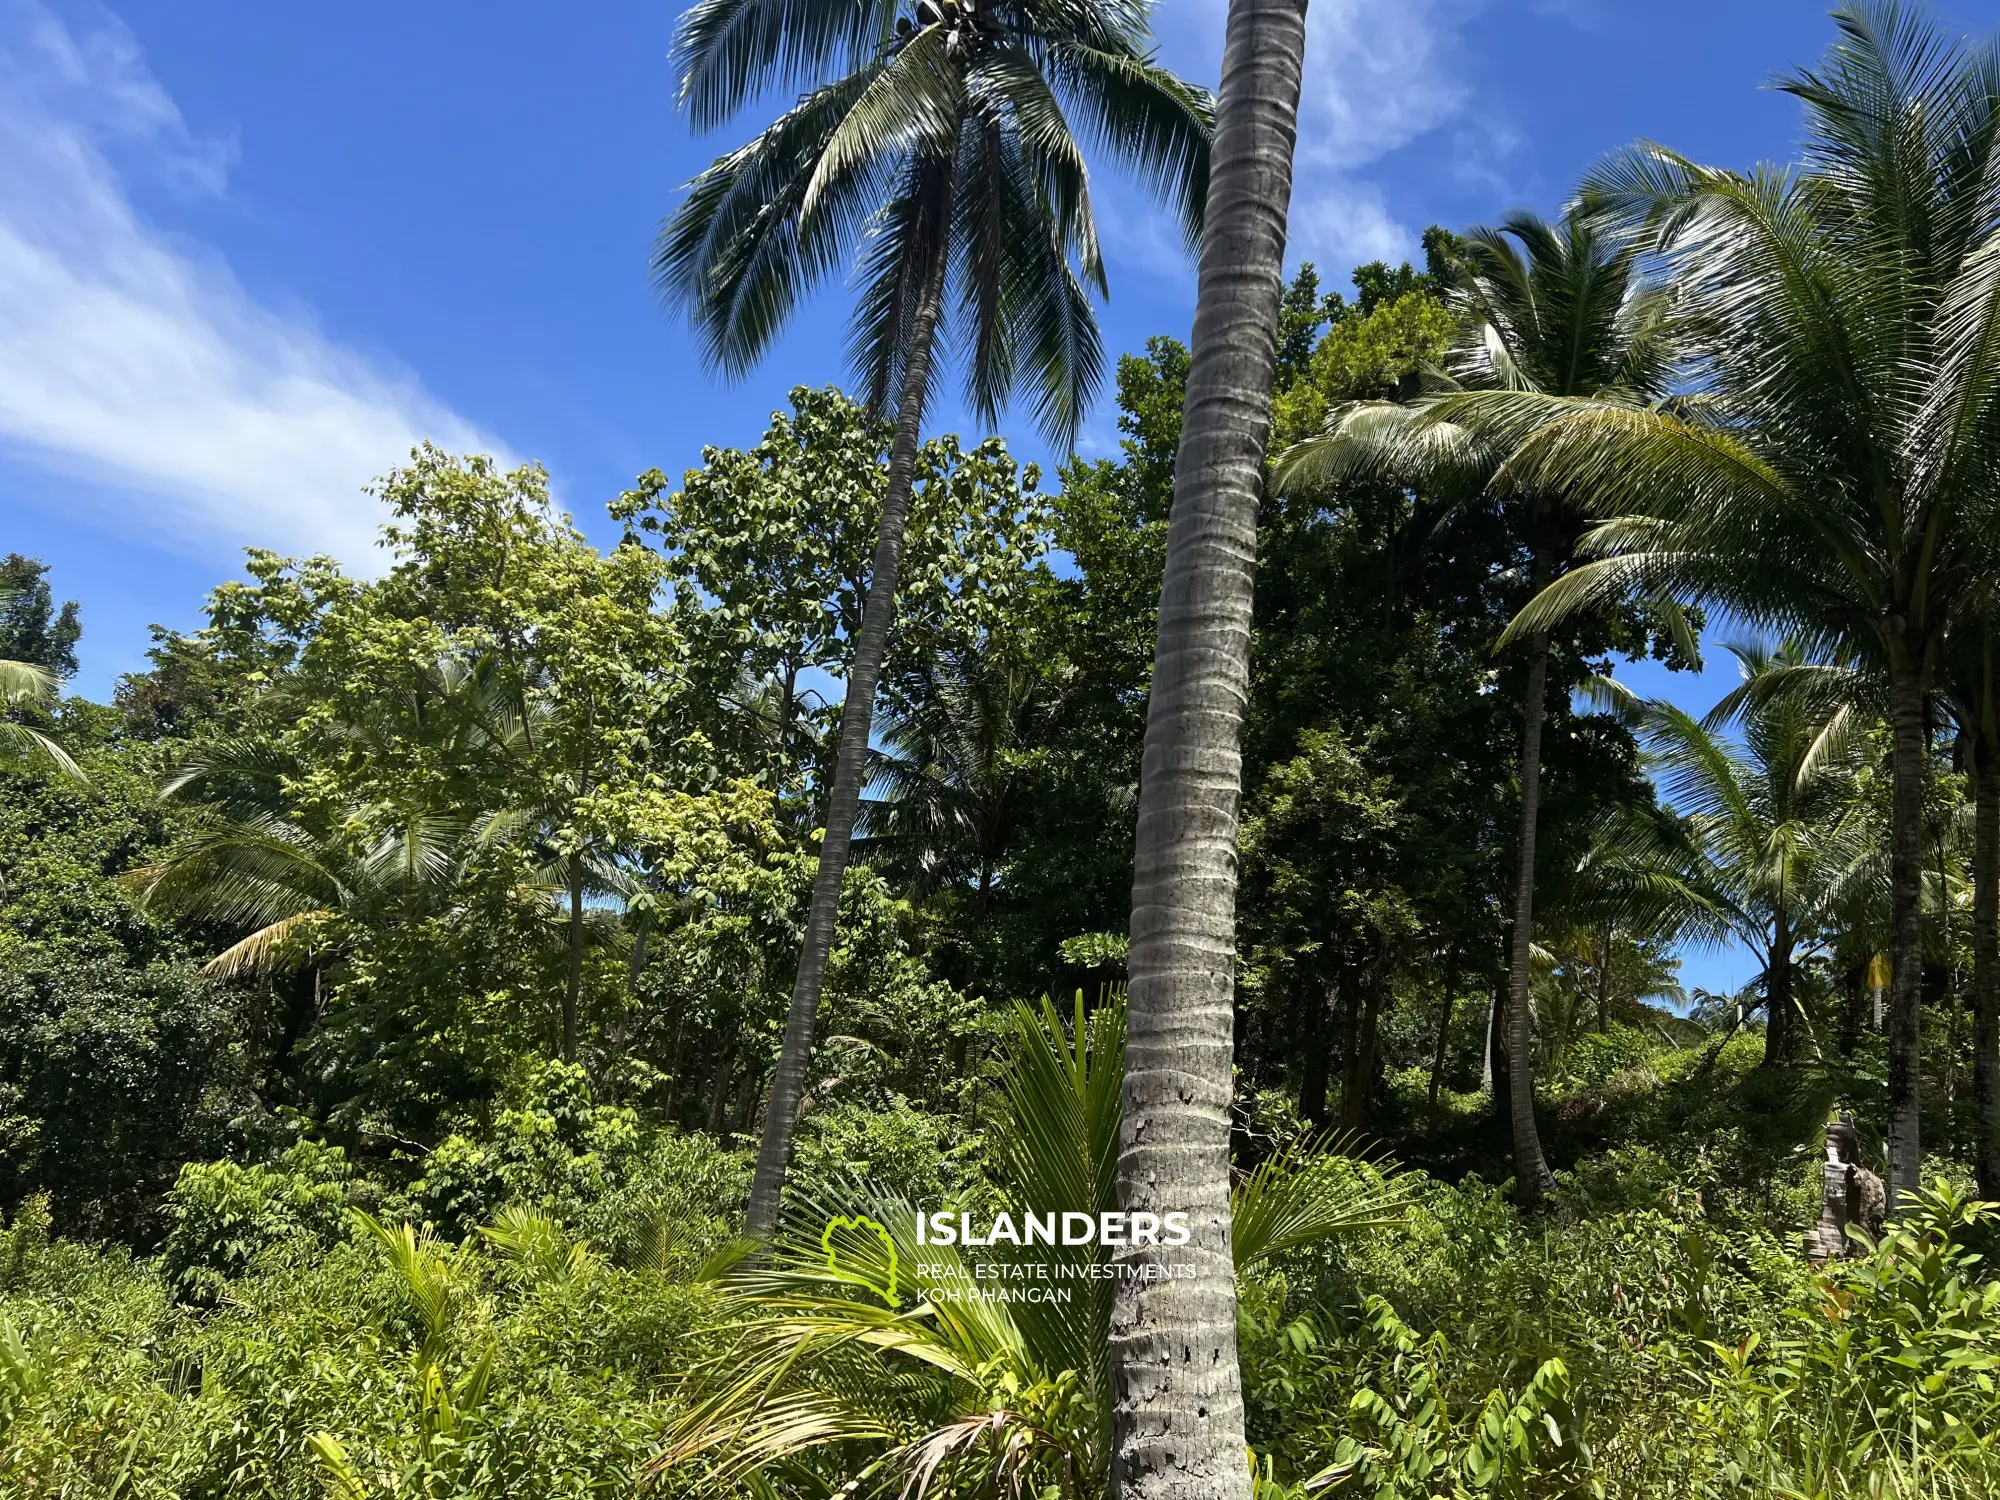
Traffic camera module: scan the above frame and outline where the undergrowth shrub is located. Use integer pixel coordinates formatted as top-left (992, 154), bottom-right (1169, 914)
top-left (160, 1139), bottom-right (355, 1304)
top-left (401, 1060), bottom-right (748, 1262)
top-left (788, 1093), bottom-right (981, 1207)
top-left (0, 1192), bottom-right (733, 1498)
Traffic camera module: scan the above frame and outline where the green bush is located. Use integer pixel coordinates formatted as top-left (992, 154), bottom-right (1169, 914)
top-left (403, 1060), bottom-right (750, 1266)
top-left (1689, 1181), bottom-right (2000, 1490)
top-left (0, 1191), bottom-right (732, 1498)
top-left (160, 1140), bottom-right (355, 1303)
top-left (788, 1093), bottom-right (980, 1208)
top-left (1561, 1024), bottom-right (1661, 1090)
top-left (404, 1060), bottom-right (644, 1234)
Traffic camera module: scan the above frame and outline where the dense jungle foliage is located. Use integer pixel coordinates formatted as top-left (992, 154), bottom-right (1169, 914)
top-left (12, 6), bottom-right (2000, 1495)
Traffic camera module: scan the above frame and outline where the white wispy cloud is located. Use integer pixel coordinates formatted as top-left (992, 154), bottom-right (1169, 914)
top-left (0, 0), bottom-right (502, 567)
top-left (1291, 0), bottom-right (1479, 174)
top-left (1125, 0), bottom-right (1504, 275)
top-left (1289, 181), bottom-right (1416, 269)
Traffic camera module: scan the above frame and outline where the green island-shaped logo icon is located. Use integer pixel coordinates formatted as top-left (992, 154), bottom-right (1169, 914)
top-left (820, 1214), bottom-right (899, 1305)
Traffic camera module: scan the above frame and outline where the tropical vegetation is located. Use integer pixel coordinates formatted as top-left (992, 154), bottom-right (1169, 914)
top-left (9, 3), bottom-right (2000, 1497)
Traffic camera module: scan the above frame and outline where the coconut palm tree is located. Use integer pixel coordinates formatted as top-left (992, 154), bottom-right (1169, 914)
top-left (1464, 3), bottom-right (2000, 1203)
top-left (660, 0), bottom-right (1211, 1237)
top-left (1543, 797), bottom-right (1699, 1043)
top-left (1274, 207), bottom-right (1675, 1206)
top-left (122, 736), bottom-right (477, 979)
top-left (1108, 0), bottom-right (1308, 1487)
top-left (652, 996), bottom-right (1406, 1499)
top-left (860, 643), bottom-right (1050, 904)
top-left (859, 640), bottom-right (1058, 1001)
top-left (126, 654), bottom-right (560, 976)
top-left (1643, 643), bottom-right (1877, 1066)
top-left (0, 591), bottom-right (81, 781)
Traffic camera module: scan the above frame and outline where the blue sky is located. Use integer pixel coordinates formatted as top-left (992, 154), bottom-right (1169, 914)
top-left (2, 0), bottom-right (1988, 988)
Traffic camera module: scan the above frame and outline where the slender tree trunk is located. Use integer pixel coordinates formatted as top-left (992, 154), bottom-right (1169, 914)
top-left (1344, 974), bottom-right (1384, 1132)
top-left (1299, 980), bottom-right (1334, 1127)
top-left (1484, 981), bottom-right (1505, 1097)
top-left (706, 1038), bottom-right (733, 1135)
top-left (1505, 607), bottom-right (1557, 1207)
top-left (1973, 735), bottom-right (2000, 1199)
top-left (777, 662), bottom-right (797, 778)
top-left (734, 1059), bottom-right (763, 1136)
top-left (742, 228), bottom-right (953, 1237)
top-left (1761, 915), bottom-right (1792, 1069)
top-left (625, 912), bottom-right (651, 1006)
top-left (1839, 954), bottom-right (1869, 1056)
top-left (1594, 933), bottom-right (1611, 1034)
top-left (1337, 974), bottom-right (1365, 1131)
top-left (1110, 0), bottom-right (1304, 1489)
top-left (664, 1013), bottom-right (687, 1123)
top-left (563, 864), bottom-right (585, 1062)
top-left (1428, 958), bottom-right (1457, 1109)
top-left (1886, 659), bottom-right (1929, 1210)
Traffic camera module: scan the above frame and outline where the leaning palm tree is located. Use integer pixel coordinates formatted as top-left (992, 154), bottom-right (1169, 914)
top-left (660, 0), bottom-right (1211, 1237)
top-left (1465, 3), bottom-right (2000, 1204)
top-left (653, 996), bottom-right (1406, 1499)
top-left (1108, 0), bottom-right (1308, 1488)
top-left (1275, 207), bottom-right (1675, 1205)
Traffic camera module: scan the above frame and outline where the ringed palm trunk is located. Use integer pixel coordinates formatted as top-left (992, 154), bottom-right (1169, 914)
top-left (1973, 732), bottom-right (2000, 1199)
top-left (1504, 608), bottom-right (1557, 1207)
top-left (743, 233), bottom-right (952, 1237)
top-left (1885, 657), bottom-right (1930, 1210)
top-left (1110, 0), bottom-right (1305, 1493)
top-left (1761, 912), bottom-right (1791, 1069)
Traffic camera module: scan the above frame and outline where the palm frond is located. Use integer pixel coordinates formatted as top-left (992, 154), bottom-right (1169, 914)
top-left (0, 659), bottom-right (55, 705)
top-left (1044, 41), bottom-right (1211, 254)
top-left (1274, 400), bottom-right (1494, 499)
top-left (203, 909), bottom-right (333, 979)
top-left (802, 25), bottom-right (963, 225)
top-left (672, 0), bottom-right (901, 133)
top-left (0, 721), bottom-right (83, 782)
top-left (658, 71), bottom-right (889, 380)
top-left (1231, 1133), bottom-right (1411, 1269)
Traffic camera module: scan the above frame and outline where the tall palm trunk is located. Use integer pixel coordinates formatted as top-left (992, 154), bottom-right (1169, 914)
top-left (743, 232), bottom-right (953, 1237)
top-left (563, 864), bottom-right (585, 1062)
top-left (1484, 979), bottom-right (1506, 1095)
top-left (1504, 606), bottom-right (1556, 1207)
top-left (1761, 911), bottom-right (1791, 1068)
top-left (1593, 934), bottom-right (1611, 1034)
top-left (1109, 0), bottom-right (1304, 1491)
top-left (1886, 659), bottom-right (1929, 1209)
top-left (1973, 733), bottom-right (2000, 1199)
